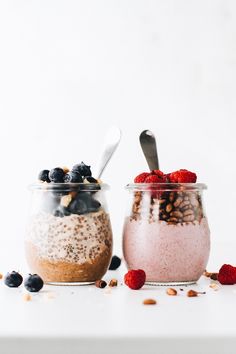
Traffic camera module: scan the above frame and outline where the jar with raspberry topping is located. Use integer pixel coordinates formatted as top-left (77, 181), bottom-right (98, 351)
top-left (122, 183), bottom-right (210, 285)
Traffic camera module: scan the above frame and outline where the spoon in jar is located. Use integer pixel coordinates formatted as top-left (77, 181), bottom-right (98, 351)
top-left (96, 126), bottom-right (122, 179)
top-left (139, 130), bottom-right (160, 171)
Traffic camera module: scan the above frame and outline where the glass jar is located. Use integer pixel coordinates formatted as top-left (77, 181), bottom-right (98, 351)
top-left (122, 183), bottom-right (210, 285)
top-left (25, 183), bottom-right (113, 285)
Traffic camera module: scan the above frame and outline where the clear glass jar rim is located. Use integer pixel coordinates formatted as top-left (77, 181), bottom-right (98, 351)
top-left (125, 183), bottom-right (207, 191)
top-left (29, 182), bottom-right (109, 192)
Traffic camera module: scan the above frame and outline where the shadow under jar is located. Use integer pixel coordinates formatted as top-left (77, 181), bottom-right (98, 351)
top-left (122, 183), bottom-right (210, 286)
top-left (25, 183), bottom-right (113, 285)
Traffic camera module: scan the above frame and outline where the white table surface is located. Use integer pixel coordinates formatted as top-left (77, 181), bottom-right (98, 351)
top-left (0, 258), bottom-right (236, 354)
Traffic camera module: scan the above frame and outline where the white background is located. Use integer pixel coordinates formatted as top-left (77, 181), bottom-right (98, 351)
top-left (0, 0), bottom-right (235, 271)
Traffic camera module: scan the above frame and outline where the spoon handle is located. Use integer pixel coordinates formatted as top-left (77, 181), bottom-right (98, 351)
top-left (139, 130), bottom-right (160, 171)
top-left (96, 127), bottom-right (122, 179)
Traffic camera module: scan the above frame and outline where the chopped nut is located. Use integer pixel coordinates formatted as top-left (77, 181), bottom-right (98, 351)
top-left (170, 211), bottom-right (183, 218)
top-left (173, 197), bottom-right (182, 207)
top-left (109, 279), bottom-right (118, 287)
top-left (209, 283), bottom-right (219, 291)
top-left (62, 166), bottom-right (70, 173)
top-left (166, 288), bottom-right (177, 296)
top-left (143, 298), bottom-right (157, 305)
top-left (23, 293), bottom-right (32, 302)
top-left (183, 214), bottom-right (195, 222)
top-left (95, 280), bottom-right (107, 288)
top-left (210, 273), bottom-right (218, 281)
top-left (187, 289), bottom-right (206, 297)
top-left (203, 270), bottom-right (218, 281)
top-left (166, 204), bottom-right (173, 213)
top-left (0, 273), bottom-right (3, 279)
top-left (187, 290), bottom-right (198, 297)
top-left (60, 194), bottom-right (72, 207)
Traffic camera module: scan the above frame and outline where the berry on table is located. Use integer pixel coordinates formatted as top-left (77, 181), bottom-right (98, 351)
top-left (38, 170), bottom-right (50, 183)
top-left (4, 271), bottom-right (23, 288)
top-left (218, 264), bottom-right (236, 285)
top-left (64, 171), bottom-right (83, 183)
top-left (49, 168), bottom-right (65, 183)
top-left (24, 274), bottom-right (44, 292)
top-left (72, 162), bottom-right (92, 177)
top-left (124, 269), bottom-right (146, 290)
top-left (109, 256), bottom-right (121, 270)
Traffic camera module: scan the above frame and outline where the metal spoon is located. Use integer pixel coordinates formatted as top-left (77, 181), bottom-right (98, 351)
top-left (96, 126), bottom-right (122, 179)
top-left (139, 130), bottom-right (160, 171)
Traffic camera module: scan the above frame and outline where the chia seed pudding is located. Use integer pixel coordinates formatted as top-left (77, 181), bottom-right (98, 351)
top-left (26, 163), bottom-right (113, 284)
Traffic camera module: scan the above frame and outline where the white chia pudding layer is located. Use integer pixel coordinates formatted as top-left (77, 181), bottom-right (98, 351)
top-left (26, 209), bottom-right (112, 264)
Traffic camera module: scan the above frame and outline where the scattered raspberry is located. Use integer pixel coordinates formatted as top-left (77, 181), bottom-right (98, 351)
top-left (145, 174), bottom-right (163, 183)
top-left (124, 269), bottom-right (146, 290)
top-left (169, 169), bottom-right (197, 183)
top-left (134, 172), bottom-right (150, 183)
top-left (218, 264), bottom-right (236, 285)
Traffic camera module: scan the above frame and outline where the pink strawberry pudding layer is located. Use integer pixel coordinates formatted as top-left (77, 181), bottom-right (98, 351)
top-left (123, 217), bottom-right (210, 283)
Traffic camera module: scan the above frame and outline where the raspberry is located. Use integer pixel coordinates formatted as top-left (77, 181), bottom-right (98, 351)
top-left (169, 169), bottom-right (197, 183)
top-left (145, 175), bottom-right (163, 183)
top-left (152, 170), bottom-right (165, 179)
top-left (124, 269), bottom-right (146, 290)
top-left (134, 172), bottom-right (150, 183)
top-left (218, 264), bottom-right (236, 285)
top-left (164, 173), bottom-right (171, 182)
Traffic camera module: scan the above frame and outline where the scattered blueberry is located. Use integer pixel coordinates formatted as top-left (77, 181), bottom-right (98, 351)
top-left (38, 170), bottom-right (50, 183)
top-left (24, 274), bottom-right (44, 292)
top-left (72, 162), bottom-right (92, 177)
top-left (4, 271), bottom-right (23, 287)
top-left (69, 198), bottom-right (87, 215)
top-left (49, 168), bottom-right (65, 183)
top-left (64, 171), bottom-right (83, 183)
top-left (109, 256), bottom-right (121, 270)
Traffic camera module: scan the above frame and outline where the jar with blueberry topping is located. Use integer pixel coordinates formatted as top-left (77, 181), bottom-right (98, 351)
top-left (25, 181), bottom-right (113, 285)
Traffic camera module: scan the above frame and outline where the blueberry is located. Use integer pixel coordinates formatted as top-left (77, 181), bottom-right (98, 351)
top-left (69, 198), bottom-right (87, 215)
top-left (86, 198), bottom-right (101, 212)
top-left (4, 271), bottom-right (23, 287)
top-left (24, 274), bottom-right (44, 292)
top-left (64, 171), bottom-right (83, 183)
top-left (72, 162), bottom-right (92, 177)
top-left (49, 168), bottom-right (65, 183)
top-left (109, 256), bottom-right (121, 270)
top-left (81, 177), bottom-right (101, 191)
top-left (84, 176), bottom-right (98, 183)
top-left (38, 170), bottom-right (50, 183)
